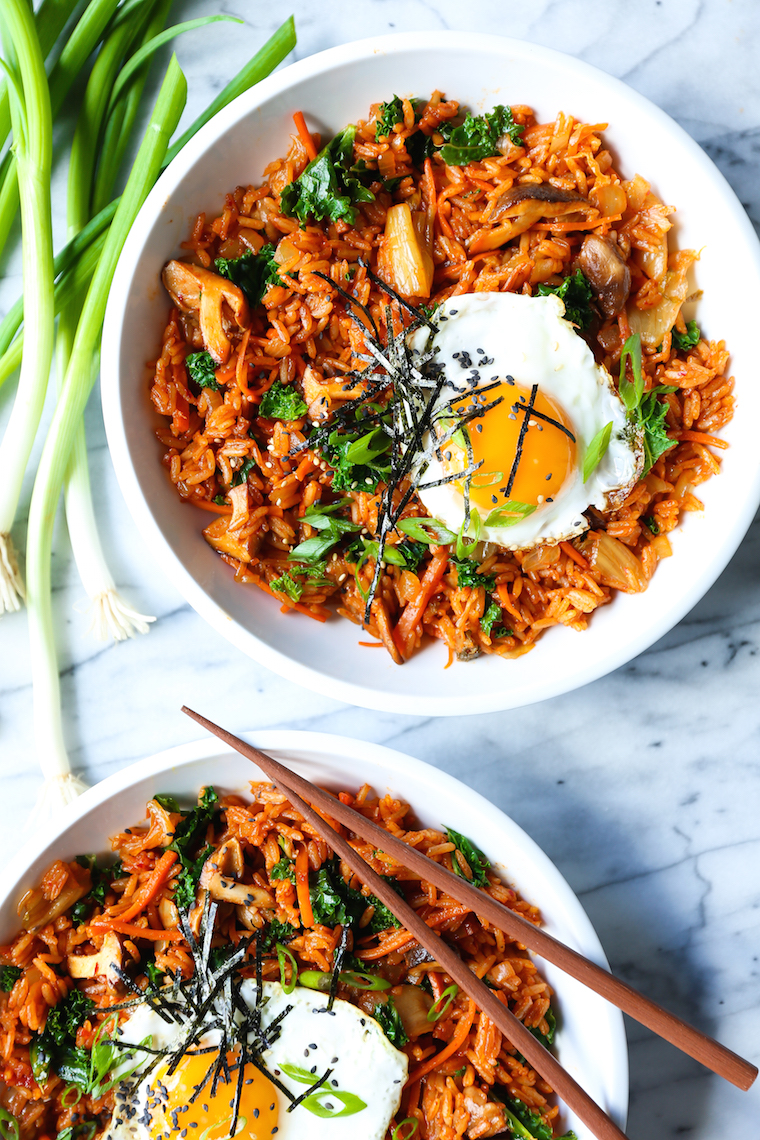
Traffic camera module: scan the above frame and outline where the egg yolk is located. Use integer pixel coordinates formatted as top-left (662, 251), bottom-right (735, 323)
top-left (149, 1052), bottom-right (279, 1140)
top-left (442, 380), bottom-right (577, 513)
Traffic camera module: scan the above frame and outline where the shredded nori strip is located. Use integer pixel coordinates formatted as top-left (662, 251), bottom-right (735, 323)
top-left (505, 383), bottom-right (538, 496)
top-left (510, 400), bottom-right (576, 442)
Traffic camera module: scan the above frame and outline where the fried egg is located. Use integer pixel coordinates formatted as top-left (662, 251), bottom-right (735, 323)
top-left (105, 982), bottom-right (407, 1140)
top-left (412, 291), bottom-right (643, 550)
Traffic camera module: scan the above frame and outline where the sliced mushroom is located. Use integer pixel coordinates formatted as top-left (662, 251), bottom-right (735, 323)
top-left (495, 183), bottom-right (588, 210)
top-left (470, 184), bottom-right (595, 253)
top-left (162, 260), bottom-right (249, 364)
top-left (577, 233), bottom-right (631, 318)
top-left (404, 942), bottom-right (436, 969)
top-left (67, 931), bottom-right (123, 986)
top-left (211, 877), bottom-right (274, 908)
top-left (200, 838), bottom-right (245, 883)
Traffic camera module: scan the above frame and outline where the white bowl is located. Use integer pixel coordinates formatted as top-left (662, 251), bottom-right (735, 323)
top-left (0, 730), bottom-right (628, 1137)
top-left (102, 31), bottom-right (760, 715)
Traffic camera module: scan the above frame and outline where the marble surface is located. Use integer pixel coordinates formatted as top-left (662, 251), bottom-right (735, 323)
top-left (1, 1), bottom-right (760, 1137)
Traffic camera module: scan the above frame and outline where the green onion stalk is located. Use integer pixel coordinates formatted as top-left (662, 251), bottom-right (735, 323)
top-left (0, 0), bottom-right (55, 614)
top-left (26, 55), bottom-right (186, 821)
top-left (56, 1), bottom-right (234, 641)
top-left (0, 0), bottom-right (123, 261)
top-left (0, 14), bottom-right (296, 395)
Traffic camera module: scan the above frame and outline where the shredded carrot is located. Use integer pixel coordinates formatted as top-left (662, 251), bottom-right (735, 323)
top-left (358, 640), bottom-right (385, 647)
top-left (251, 575), bottom-right (329, 622)
top-left (407, 999), bottom-right (477, 1085)
top-left (89, 920), bottom-right (184, 942)
top-left (497, 582), bottom-right (522, 621)
top-left (357, 930), bottom-right (416, 960)
top-left (676, 429), bottom-right (729, 450)
top-left (559, 540), bottom-right (589, 569)
top-left (110, 851), bottom-right (178, 924)
top-left (394, 547), bottom-right (449, 657)
top-left (189, 499), bottom-right (232, 515)
top-left (293, 111), bottom-right (317, 161)
top-left (295, 845), bottom-right (314, 927)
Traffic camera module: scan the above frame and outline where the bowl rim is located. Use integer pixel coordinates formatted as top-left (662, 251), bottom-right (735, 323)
top-left (102, 30), bottom-right (760, 716)
top-left (0, 728), bottom-right (629, 1131)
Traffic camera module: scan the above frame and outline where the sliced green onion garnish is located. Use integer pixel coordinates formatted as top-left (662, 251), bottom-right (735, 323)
top-left (427, 983), bottom-right (458, 1022)
top-left (0, 1108), bottom-right (19, 1140)
top-left (276, 942), bottom-right (297, 995)
top-left (338, 970), bottom-right (392, 991)
top-left (297, 969), bottom-right (332, 992)
top-left (392, 1120), bottom-right (419, 1140)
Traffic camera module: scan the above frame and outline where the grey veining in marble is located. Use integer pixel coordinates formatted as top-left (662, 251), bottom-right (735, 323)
top-left (1, 2), bottom-right (760, 1137)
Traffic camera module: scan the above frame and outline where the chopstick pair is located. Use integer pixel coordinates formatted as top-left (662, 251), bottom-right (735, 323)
top-left (181, 707), bottom-right (758, 1140)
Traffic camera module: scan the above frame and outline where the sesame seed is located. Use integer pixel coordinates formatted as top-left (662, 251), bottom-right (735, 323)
top-left (491, 495), bottom-right (498, 504)
top-left (546, 473), bottom-right (552, 480)
top-left (546, 497), bottom-right (554, 502)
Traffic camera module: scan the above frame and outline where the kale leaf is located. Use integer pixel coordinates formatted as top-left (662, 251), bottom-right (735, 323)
top-left (446, 826), bottom-right (490, 887)
top-left (168, 787), bottom-right (220, 911)
top-left (70, 855), bottom-right (117, 925)
top-left (280, 125), bottom-right (374, 226)
top-left (270, 855), bottom-right (296, 883)
top-left (186, 350), bottom-right (219, 391)
top-left (528, 1006), bottom-right (556, 1047)
top-left (260, 918), bottom-right (300, 952)
top-left (153, 794), bottom-right (181, 812)
top-left (671, 320), bottom-right (700, 352)
top-left (536, 269), bottom-right (595, 330)
top-left (0, 965), bottom-right (21, 991)
top-left (232, 456), bottom-right (257, 488)
top-left (376, 96), bottom-right (404, 139)
top-left (481, 602), bottom-right (512, 640)
top-left (309, 856), bottom-right (401, 934)
top-left (321, 420), bottom-right (392, 493)
top-left (439, 104), bottom-right (523, 165)
top-left (269, 571), bottom-right (304, 603)
top-left (258, 380), bottom-right (308, 421)
top-left (639, 386), bottom-right (677, 472)
top-left (618, 334), bottom-right (677, 473)
top-left (288, 501), bottom-right (360, 565)
top-left (451, 558), bottom-right (496, 592)
top-left (215, 245), bottom-right (281, 307)
top-left (405, 128), bottom-right (436, 167)
top-left (45, 989), bottom-right (95, 1048)
top-left (30, 988), bottom-right (95, 1086)
top-left (374, 997), bottom-right (409, 1047)
top-left (144, 959), bottom-right (164, 987)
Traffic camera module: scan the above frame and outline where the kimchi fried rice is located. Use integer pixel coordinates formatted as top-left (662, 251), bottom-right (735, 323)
top-left (0, 783), bottom-right (569, 1140)
top-left (149, 93), bottom-right (734, 666)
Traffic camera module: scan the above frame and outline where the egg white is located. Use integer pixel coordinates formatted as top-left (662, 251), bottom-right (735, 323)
top-left (104, 982), bottom-right (407, 1140)
top-left (412, 291), bottom-right (643, 550)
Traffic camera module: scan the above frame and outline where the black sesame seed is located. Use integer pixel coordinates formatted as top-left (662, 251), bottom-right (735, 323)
top-left (253, 1109), bottom-right (259, 1120)
top-left (546, 472), bottom-right (552, 480)
top-left (491, 495), bottom-right (498, 504)
top-left (546, 497), bottom-right (554, 502)
top-left (450, 309), bottom-right (458, 315)
top-left (331, 1057), bottom-right (339, 1064)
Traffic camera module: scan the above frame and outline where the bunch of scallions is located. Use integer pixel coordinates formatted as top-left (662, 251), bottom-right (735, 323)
top-left (0, 1), bottom-right (296, 818)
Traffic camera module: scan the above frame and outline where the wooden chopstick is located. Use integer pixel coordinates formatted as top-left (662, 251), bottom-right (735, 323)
top-left (183, 708), bottom-right (630, 1140)
top-left (182, 706), bottom-right (758, 1096)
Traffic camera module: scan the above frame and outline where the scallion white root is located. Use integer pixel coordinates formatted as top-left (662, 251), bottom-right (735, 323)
top-left (27, 771), bottom-right (90, 829)
top-left (65, 418), bottom-right (156, 641)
